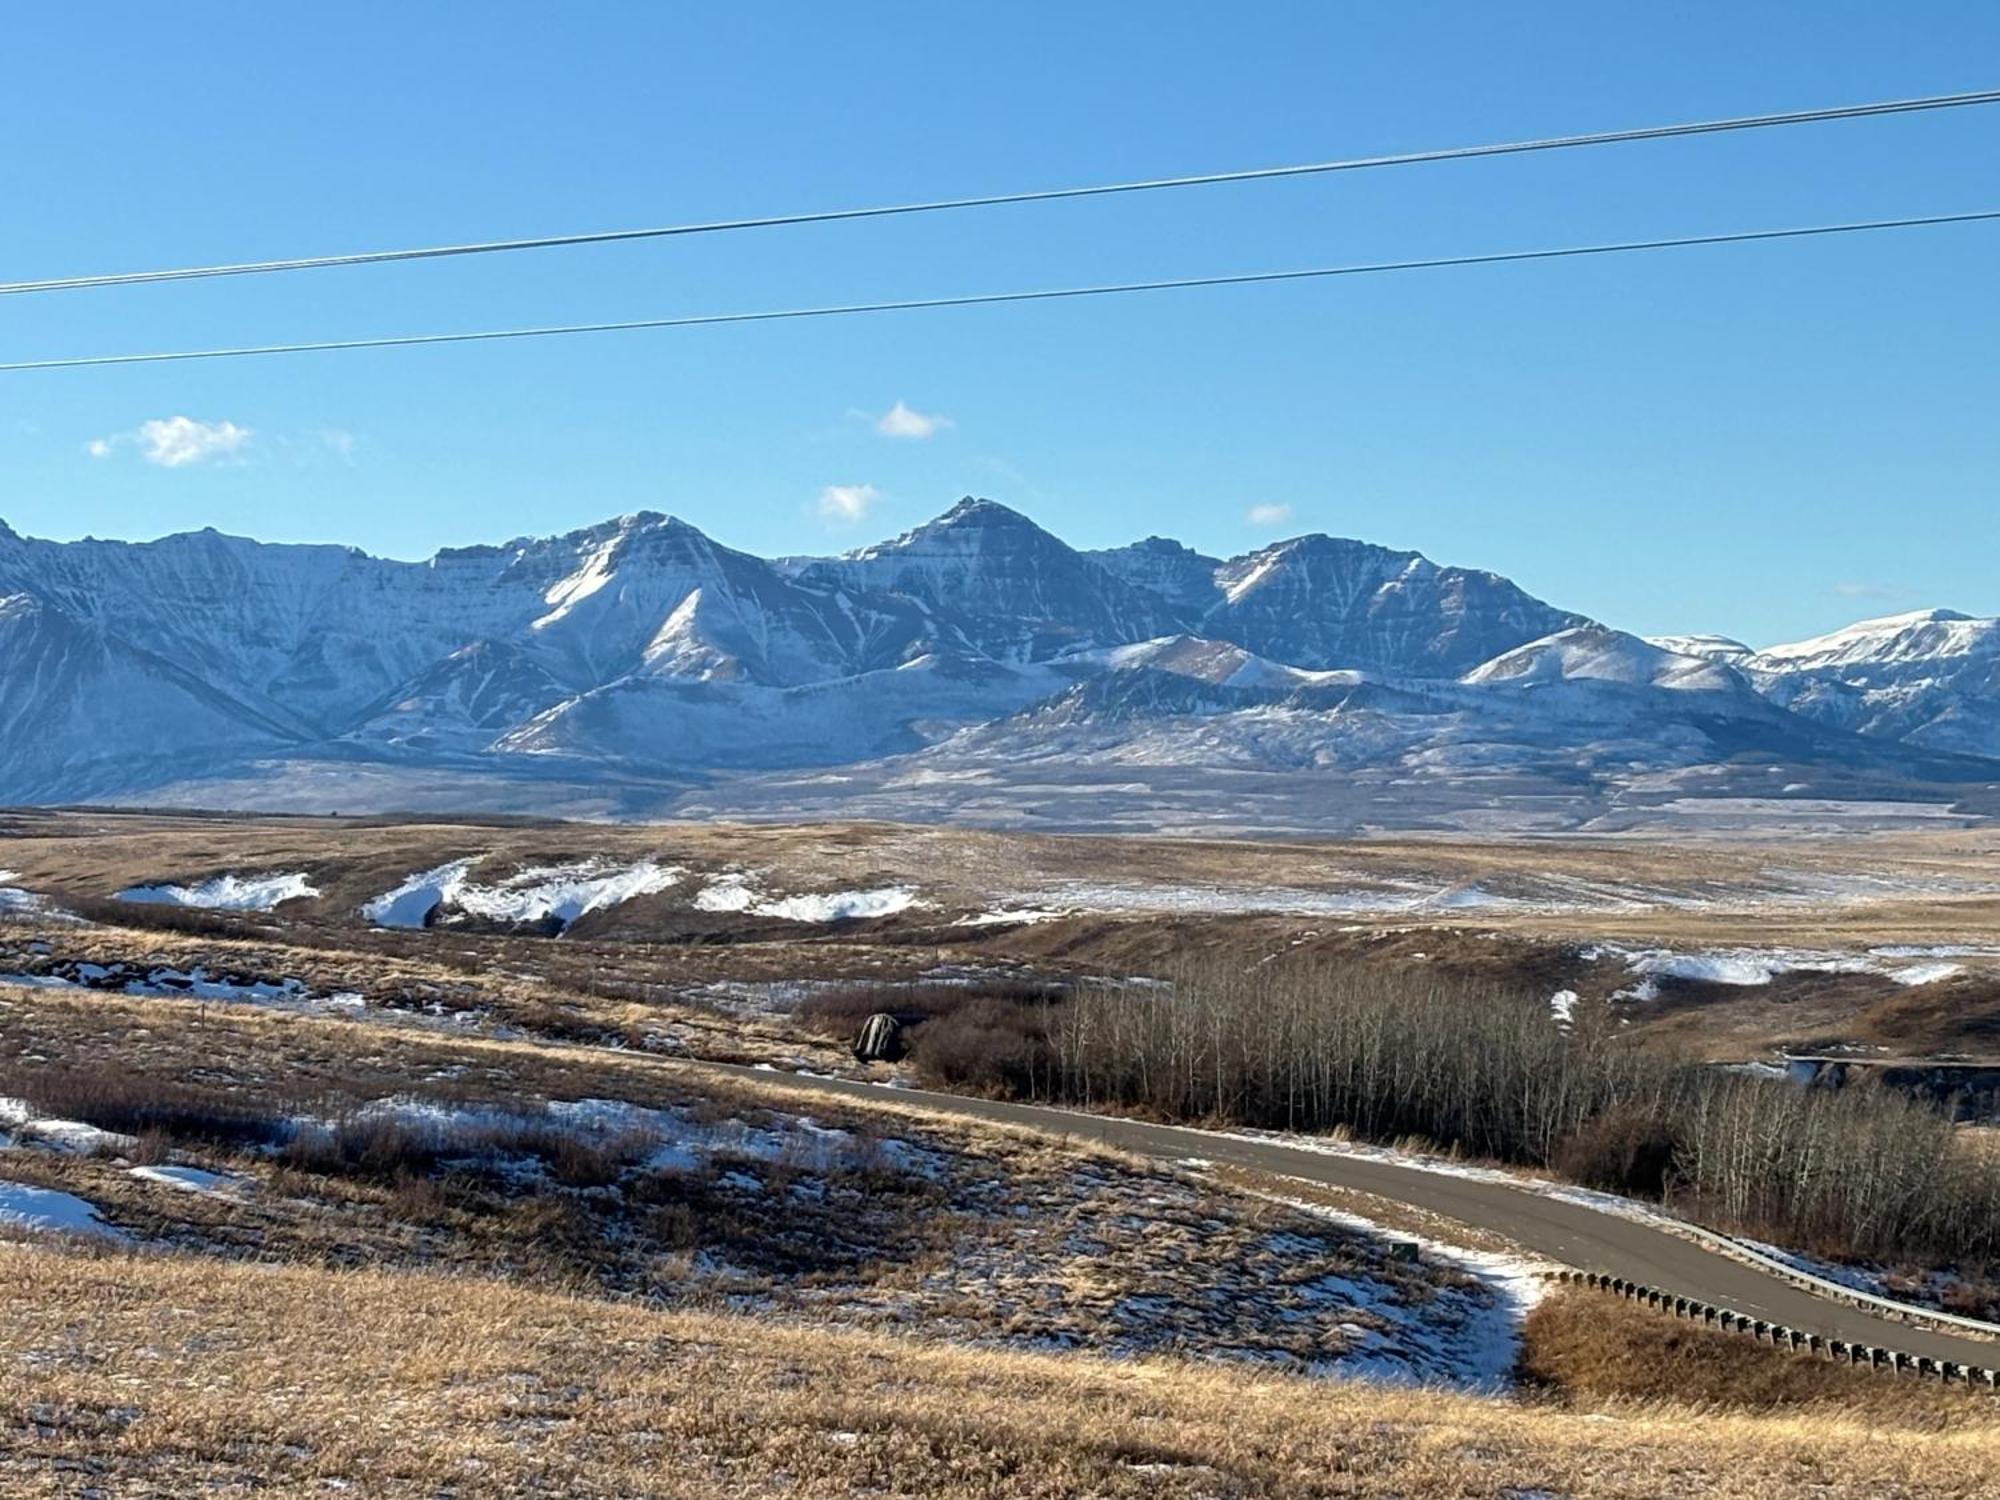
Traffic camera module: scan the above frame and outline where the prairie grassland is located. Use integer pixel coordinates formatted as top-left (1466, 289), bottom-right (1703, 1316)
top-left (2, 1241), bottom-right (1997, 1498)
top-left (1521, 1286), bottom-right (1997, 1427)
top-left (8, 808), bottom-right (2000, 1076)
top-left (9, 807), bottom-right (2000, 943)
top-left (0, 983), bottom-right (1502, 1374)
top-left (0, 921), bottom-right (856, 1071)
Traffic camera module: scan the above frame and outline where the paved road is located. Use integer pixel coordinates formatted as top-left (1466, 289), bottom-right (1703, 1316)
top-left (708, 1063), bottom-right (2000, 1369)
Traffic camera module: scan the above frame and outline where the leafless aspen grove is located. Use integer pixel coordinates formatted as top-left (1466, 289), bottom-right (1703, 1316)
top-left (955, 962), bottom-right (2000, 1268)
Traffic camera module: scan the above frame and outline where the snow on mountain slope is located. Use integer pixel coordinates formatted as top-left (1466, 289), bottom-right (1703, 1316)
top-left (1756, 609), bottom-right (1995, 669)
top-left (1087, 537), bottom-right (1226, 617)
top-left (1745, 610), bottom-right (2000, 760)
top-left (496, 652), bottom-right (1077, 770)
top-left (0, 591), bottom-right (299, 799)
top-left (899, 622), bottom-right (1947, 794)
top-left (796, 499), bottom-right (1180, 663)
top-left (0, 520), bottom-right (522, 734)
top-left (1072, 635), bottom-right (1358, 692)
top-left (344, 641), bottom-right (574, 757)
top-left (1195, 535), bottom-right (1587, 677)
top-left (1645, 633), bottom-right (1754, 663)
top-left (1465, 626), bottom-right (1748, 694)
top-left (0, 502), bottom-right (1994, 818)
top-left (517, 512), bottom-right (905, 689)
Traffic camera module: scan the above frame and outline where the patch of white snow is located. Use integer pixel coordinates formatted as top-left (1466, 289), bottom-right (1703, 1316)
top-left (116, 871), bottom-right (318, 910)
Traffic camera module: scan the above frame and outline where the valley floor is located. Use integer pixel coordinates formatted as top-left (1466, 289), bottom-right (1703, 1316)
top-left (6, 810), bottom-right (2000, 1490)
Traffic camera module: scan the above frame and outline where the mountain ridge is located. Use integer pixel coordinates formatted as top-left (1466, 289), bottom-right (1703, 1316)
top-left (0, 498), bottom-right (1993, 827)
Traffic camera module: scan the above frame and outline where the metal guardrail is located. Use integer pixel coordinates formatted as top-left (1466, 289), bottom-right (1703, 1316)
top-left (1651, 1218), bottom-right (2000, 1342)
top-left (1544, 1269), bottom-right (2000, 1389)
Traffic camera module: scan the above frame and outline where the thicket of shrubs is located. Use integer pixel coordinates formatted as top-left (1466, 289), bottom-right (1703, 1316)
top-left (832, 959), bottom-right (2000, 1268)
top-left (796, 978), bottom-right (1064, 1095)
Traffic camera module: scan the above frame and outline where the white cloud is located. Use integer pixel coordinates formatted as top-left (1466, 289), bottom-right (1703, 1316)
top-left (1245, 503), bottom-right (1294, 527)
top-left (1833, 581), bottom-right (1898, 601)
top-left (817, 483), bottom-right (881, 524)
top-left (875, 401), bottom-right (953, 440)
top-left (318, 428), bottom-right (356, 461)
top-left (89, 416), bottom-right (253, 468)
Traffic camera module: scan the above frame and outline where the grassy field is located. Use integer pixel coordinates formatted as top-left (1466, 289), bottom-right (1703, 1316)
top-left (1521, 1286), bottom-right (1996, 1426)
top-left (0, 981), bottom-right (1520, 1381)
top-left (7, 807), bottom-right (2000, 1065)
top-left (2, 1241), bottom-right (1996, 1498)
top-left (6, 810), bottom-right (2000, 1490)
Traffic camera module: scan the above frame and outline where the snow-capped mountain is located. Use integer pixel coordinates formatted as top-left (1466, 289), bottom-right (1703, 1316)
top-left (794, 498), bottom-right (1179, 664)
top-left (1739, 609), bottom-right (2000, 761)
top-left (0, 501), bottom-right (1993, 830)
top-left (1090, 531), bottom-right (1585, 676)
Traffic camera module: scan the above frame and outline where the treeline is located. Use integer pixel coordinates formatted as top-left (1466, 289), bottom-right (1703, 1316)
top-left (978, 959), bottom-right (2000, 1268)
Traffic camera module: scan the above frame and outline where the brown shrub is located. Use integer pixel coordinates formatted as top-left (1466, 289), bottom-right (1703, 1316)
top-left (1554, 1106), bottom-right (1676, 1198)
top-left (908, 1000), bottom-right (1055, 1096)
top-left (0, 1064), bottom-right (288, 1151)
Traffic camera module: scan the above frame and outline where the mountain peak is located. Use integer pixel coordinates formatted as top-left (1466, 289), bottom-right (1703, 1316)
top-left (935, 496), bottom-right (1033, 528)
top-left (1758, 608), bottom-right (1995, 665)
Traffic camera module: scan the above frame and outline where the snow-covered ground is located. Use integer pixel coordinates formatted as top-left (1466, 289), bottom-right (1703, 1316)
top-left (693, 873), bottom-right (759, 912)
top-left (363, 858), bottom-right (681, 929)
top-left (1584, 941), bottom-right (1972, 1001)
top-left (3, 963), bottom-right (307, 1005)
top-left (0, 1095), bottom-right (137, 1156)
top-left (1027, 879), bottom-right (1432, 918)
top-left (987, 866), bottom-right (2000, 922)
top-left (129, 1164), bottom-right (238, 1194)
top-left (753, 886), bottom-right (919, 923)
top-left (1275, 1194), bottom-right (1548, 1390)
top-left (0, 1181), bottom-right (120, 1238)
top-left (690, 873), bottom-right (920, 923)
top-left (0, 872), bottom-right (30, 919)
top-left (362, 859), bottom-right (476, 927)
top-left (952, 907), bottom-right (1070, 927)
top-left (115, 871), bottom-right (318, 910)
top-left (294, 1094), bottom-right (944, 1185)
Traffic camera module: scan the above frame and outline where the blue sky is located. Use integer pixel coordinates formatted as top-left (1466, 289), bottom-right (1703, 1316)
top-left (2, 3), bottom-right (1995, 647)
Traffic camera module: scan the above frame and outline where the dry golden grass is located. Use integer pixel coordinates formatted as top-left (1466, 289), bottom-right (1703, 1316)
top-left (2, 1241), bottom-right (1996, 1498)
top-left (10, 808), bottom-right (2000, 1070)
top-left (1520, 1286), bottom-right (1997, 1431)
top-left (9, 807), bottom-right (2000, 944)
top-left (5, 807), bottom-right (2000, 1085)
top-left (0, 920), bottom-right (858, 1072)
top-left (0, 981), bottom-right (1482, 1369)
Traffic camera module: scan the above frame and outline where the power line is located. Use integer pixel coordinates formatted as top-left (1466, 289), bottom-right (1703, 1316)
top-left (5, 207), bottom-right (1992, 374)
top-left (4, 87), bottom-right (1998, 299)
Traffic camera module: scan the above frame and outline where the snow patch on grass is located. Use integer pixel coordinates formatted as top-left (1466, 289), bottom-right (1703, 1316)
top-left (0, 1180), bottom-right (120, 1238)
top-left (1279, 1195), bottom-right (1549, 1390)
top-left (0, 1096), bottom-right (138, 1155)
top-left (753, 887), bottom-right (920, 923)
top-left (953, 907), bottom-right (1070, 927)
top-left (1887, 961), bottom-right (1964, 985)
top-left (693, 874), bottom-right (759, 912)
top-left (129, 1164), bottom-right (237, 1194)
top-left (1588, 941), bottom-right (1971, 999)
top-left (362, 859), bottom-right (476, 928)
top-left (116, 871), bottom-right (318, 910)
top-left (363, 858), bottom-right (680, 929)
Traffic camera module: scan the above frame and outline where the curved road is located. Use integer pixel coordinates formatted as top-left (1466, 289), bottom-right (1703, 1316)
top-left (710, 1063), bottom-right (2000, 1370)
